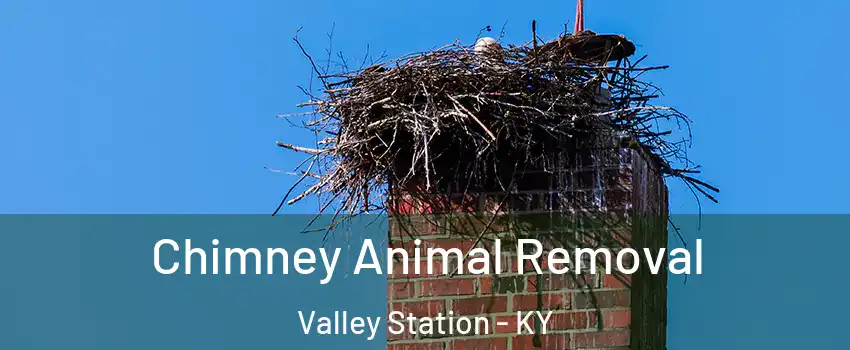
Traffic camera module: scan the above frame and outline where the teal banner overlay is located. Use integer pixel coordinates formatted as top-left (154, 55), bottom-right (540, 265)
top-left (0, 215), bottom-right (387, 349)
top-left (0, 215), bottom-right (846, 349)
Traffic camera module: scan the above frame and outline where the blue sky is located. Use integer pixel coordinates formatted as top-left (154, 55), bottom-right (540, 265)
top-left (2, 0), bottom-right (848, 214)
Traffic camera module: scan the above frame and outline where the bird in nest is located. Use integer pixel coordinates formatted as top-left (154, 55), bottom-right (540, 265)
top-left (472, 37), bottom-right (506, 69)
top-left (474, 37), bottom-right (501, 55)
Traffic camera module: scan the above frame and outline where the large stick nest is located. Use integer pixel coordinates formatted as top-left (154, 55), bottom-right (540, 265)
top-left (277, 30), bottom-right (718, 221)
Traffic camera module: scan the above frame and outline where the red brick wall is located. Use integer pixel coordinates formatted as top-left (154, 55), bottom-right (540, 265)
top-left (387, 145), bottom-right (668, 350)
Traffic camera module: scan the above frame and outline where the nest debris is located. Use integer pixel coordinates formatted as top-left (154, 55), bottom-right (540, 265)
top-left (277, 29), bottom-right (718, 223)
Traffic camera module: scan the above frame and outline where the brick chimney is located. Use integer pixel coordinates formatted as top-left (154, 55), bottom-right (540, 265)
top-left (386, 132), bottom-right (669, 349)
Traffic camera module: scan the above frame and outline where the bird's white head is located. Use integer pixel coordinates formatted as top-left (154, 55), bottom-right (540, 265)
top-left (474, 37), bottom-right (500, 55)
